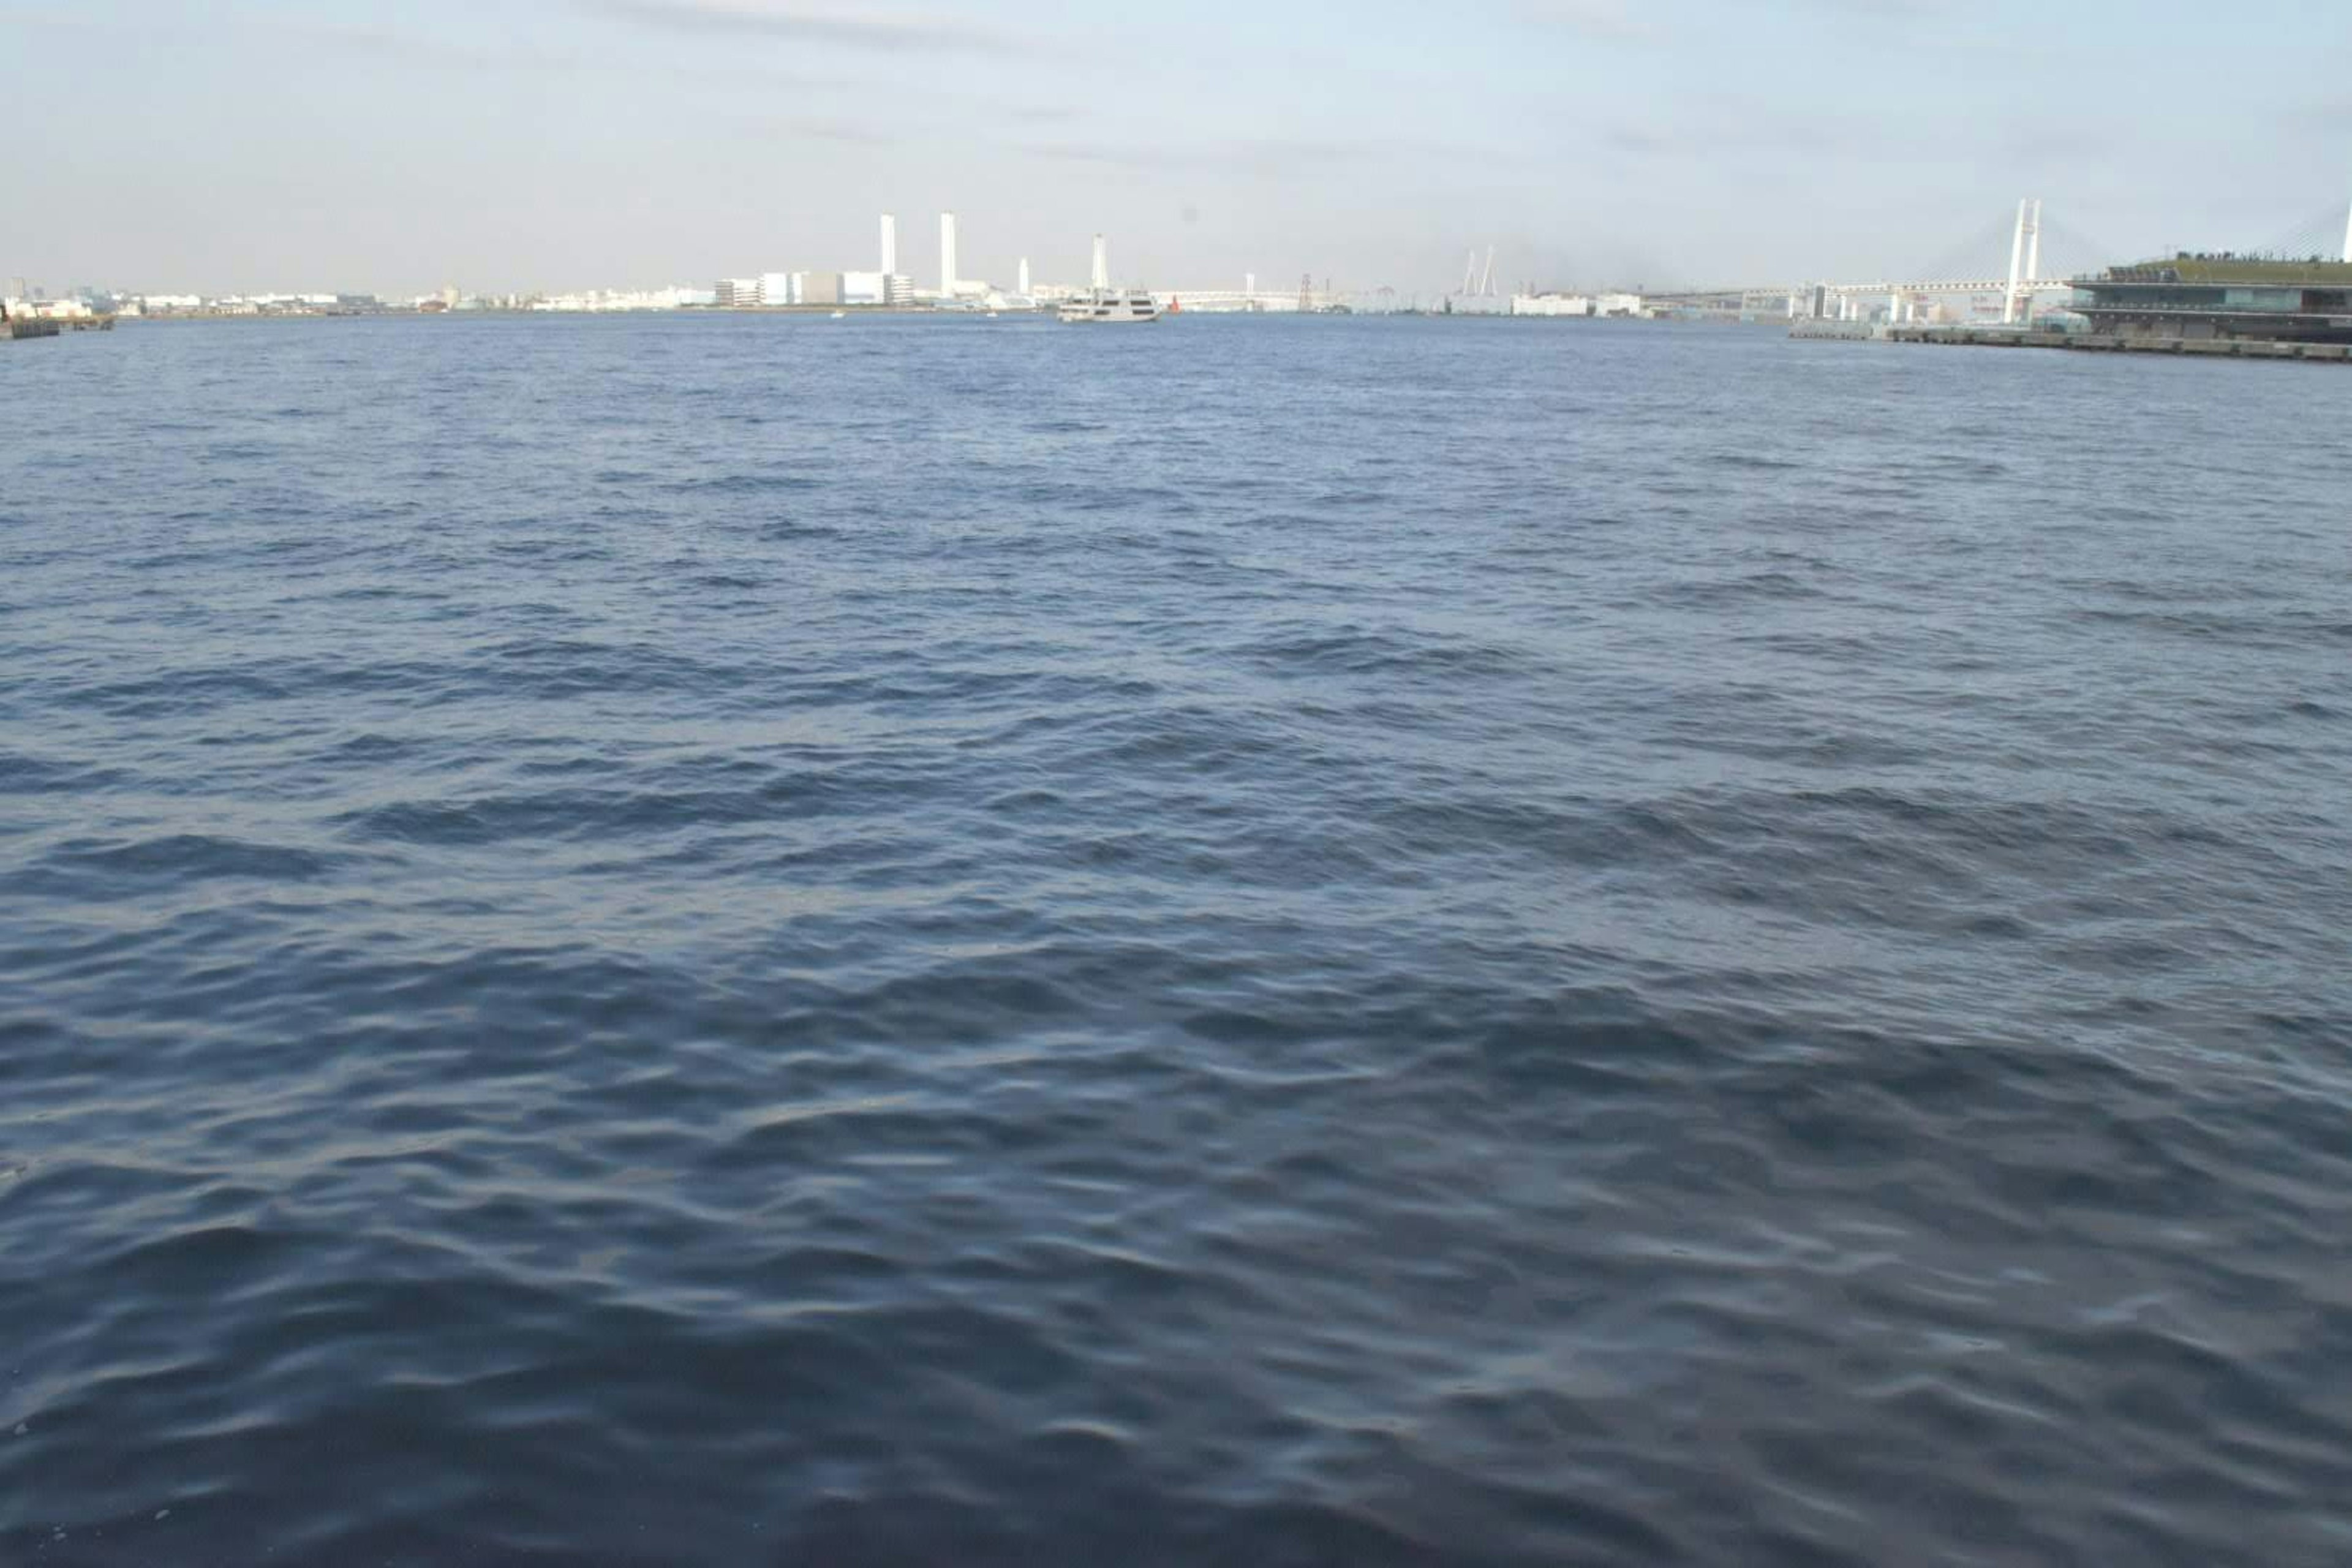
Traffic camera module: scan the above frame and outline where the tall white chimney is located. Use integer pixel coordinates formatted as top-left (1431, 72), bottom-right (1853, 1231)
top-left (940, 211), bottom-right (958, 296)
top-left (1017, 256), bottom-right (1030, 296)
top-left (2342, 197), bottom-right (2352, 263)
top-left (880, 213), bottom-right (897, 277)
top-left (1091, 234), bottom-right (1109, 291)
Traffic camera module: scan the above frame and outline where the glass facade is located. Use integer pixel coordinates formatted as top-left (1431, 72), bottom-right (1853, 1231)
top-left (2071, 258), bottom-right (2352, 343)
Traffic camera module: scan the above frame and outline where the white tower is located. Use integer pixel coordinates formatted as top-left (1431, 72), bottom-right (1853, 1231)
top-left (1091, 234), bottom-right (1110, 291)
top-left (880, 213), bottom-right (897, 278)
top-left (2003, 198), bottom-right (2038, 325)
top-left (1017, 257), bottom-right (1030, 296)
top-left (940, 211), bottom-right (958, 297)
top-left (2342, 197), bottom-right (2352, 263)
top-left (1245, 271), bottom-right (1256, 297)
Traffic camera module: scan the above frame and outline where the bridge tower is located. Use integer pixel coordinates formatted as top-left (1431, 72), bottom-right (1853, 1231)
top-left (2003, 198), bottom-right (2042, 324)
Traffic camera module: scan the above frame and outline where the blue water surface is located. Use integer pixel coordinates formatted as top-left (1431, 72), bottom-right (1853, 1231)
top-left (4, 314), bottom-right (2350, 1565)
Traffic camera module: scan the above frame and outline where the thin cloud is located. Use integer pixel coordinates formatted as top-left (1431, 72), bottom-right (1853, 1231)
top-left (1018, 135), bottom-right (1522, 175)
top-left (574, 0), bottom-right (1030, 55)
top-left (737, 114), bottom-right (903, 146)
top-left (1781, 0), bottom-right (1934, 14)
top-left (1603, 100), bottom-right (1950, 161)
top-left (1506, 0), bottom-right (1662, 43)
top-left (1020, 143), bottom-right (1171, 171)
top-left (288, 18), bottom-right (863, 95)
top-left (2290, 94), bottom-right (2352, 131)
top-left (294, 24), bottom-right (586, 72)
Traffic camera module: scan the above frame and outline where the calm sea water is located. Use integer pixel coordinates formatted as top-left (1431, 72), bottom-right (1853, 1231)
top-left (4, 314), bottom-right (2350, 1566)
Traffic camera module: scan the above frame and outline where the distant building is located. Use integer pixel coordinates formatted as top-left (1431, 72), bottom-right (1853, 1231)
top-left (799, 272), bottom-right (843, 307)
top-left (2070, 255), bottom-right (2352, 343)
top-left (1595, 292), bottom-right (1645, 317)
top-left (714, 277), bottom-right (760, 307)
top-left (841, 271), bottom-right (886, 306)
top-left (4, 277), bottom-right (26, 302)
top-left (883, 274), bottom-right (913, 305)
top-left (1510, 292), bottom-right (1592, 317)
top-left (758, 271), bottom-right (795, 307)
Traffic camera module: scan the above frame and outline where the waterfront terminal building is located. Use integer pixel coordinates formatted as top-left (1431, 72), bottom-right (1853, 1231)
top-left (2070, 256), bottom-right (2352, 344)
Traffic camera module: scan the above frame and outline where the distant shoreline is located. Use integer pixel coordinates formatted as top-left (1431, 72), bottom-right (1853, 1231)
top-left (102, 307), bottom-right (1722, 326)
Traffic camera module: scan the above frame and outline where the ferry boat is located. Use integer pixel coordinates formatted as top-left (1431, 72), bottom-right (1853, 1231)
top-left (1058, 288), bottom-right (1160, 324)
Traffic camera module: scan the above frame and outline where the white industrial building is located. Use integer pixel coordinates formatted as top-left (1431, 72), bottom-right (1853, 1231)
top-left (1510, 290), bottom-right (1647, 318)
top-left (1511, 292), bottom-right (1593, 317)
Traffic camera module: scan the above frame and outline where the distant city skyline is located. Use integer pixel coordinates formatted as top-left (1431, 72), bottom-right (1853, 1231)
top-left (4, 0), bottom-right (2348, 298)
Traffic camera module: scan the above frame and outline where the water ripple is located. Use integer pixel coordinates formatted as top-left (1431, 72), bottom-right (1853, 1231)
top-left (3, 315), bottom-right (2350, 1566)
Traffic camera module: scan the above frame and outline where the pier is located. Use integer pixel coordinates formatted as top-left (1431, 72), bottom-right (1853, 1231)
top-left (4, 315), bottom-right (113, 339)
top-left (1875, 325), bottom-right (2352, 362)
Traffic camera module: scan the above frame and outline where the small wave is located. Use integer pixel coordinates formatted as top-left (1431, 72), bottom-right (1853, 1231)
top-left (665, 471), bottom-right (824, 496)
top-left (26, 832), bottom-right (347, 884)
top-left (1238, 624), bottom-right (1534, 679)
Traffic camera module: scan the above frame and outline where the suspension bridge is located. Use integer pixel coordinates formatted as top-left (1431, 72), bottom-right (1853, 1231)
top-left (1643, 200), bottom-right (2101, 323)
top-left (1643, 196), bottom-right (2352, 326)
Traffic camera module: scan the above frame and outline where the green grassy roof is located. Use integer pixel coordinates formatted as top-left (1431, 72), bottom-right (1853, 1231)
top-left (2096, 257), bottom-right (2352, 285)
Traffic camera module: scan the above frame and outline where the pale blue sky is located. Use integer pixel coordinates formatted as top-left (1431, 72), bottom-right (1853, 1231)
top-left (4, 0), bottom-right (2347, 296)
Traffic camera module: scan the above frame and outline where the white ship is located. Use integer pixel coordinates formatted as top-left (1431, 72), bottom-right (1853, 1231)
top-left (1058, 288), bottom-right (1160, 324)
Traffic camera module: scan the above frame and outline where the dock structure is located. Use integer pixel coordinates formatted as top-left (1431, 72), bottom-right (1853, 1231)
top-left (1871, 324), bottom-right (2352, 362)
top-left (4, 315), bottom-right (111, 339)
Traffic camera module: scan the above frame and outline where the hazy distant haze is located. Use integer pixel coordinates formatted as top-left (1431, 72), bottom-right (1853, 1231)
top-left (4, 0), bottom-right (2346, 296)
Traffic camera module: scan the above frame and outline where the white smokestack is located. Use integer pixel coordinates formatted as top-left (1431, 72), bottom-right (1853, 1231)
top-left (1091, 234), bottom-right (1109, 291)
top-left (880, 213), bottom-right (897, 278)
top-left (1017, 256), bottom-right (1030, 296)
top-left (940, 211), bottom-right (958, 296)
top-left (2342, 197), bottom-right (2352, 264)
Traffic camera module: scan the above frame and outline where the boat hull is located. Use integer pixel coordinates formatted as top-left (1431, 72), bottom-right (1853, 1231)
top-left (1058, 288), bottom-right (1161, 324)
